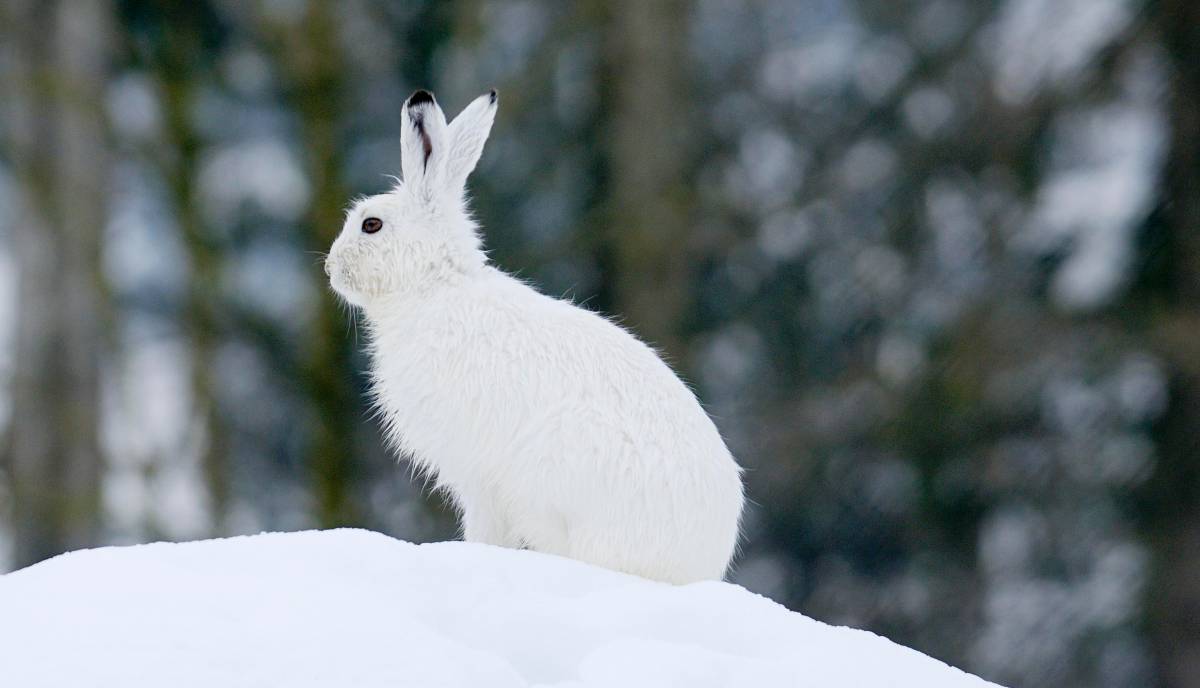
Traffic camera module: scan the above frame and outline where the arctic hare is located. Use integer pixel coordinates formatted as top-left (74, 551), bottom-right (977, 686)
top-left (325, 89), bottom-right (743, 584)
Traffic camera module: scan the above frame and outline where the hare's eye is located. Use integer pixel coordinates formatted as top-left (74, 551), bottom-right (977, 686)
top-left (362, 217), bottom-right (383, 234)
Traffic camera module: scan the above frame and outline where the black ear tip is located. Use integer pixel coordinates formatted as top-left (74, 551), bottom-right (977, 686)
top-left (407, 89), bottom-right (435, 108)
top-left (488, 88), bottom-right (498, 104)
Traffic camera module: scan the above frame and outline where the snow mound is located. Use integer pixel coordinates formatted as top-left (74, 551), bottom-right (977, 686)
top-left (0, 529), bottom-right (1000, 687)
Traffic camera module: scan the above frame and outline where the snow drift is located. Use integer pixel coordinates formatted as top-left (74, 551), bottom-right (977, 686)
top-left (0, 529), bottom-right (999, 687)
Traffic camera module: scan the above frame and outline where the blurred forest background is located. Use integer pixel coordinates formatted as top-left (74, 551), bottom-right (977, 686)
top-left (1, 1), bottom-right (1198, 686)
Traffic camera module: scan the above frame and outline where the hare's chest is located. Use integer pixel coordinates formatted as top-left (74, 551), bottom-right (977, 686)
top-left (372, 336), bottom-right (469, 435)
top-left (368, 319), bottom-right (515, 470)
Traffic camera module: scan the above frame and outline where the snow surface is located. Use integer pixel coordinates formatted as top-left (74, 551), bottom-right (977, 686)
top-left (0, 529), bottom-right (1000, 688)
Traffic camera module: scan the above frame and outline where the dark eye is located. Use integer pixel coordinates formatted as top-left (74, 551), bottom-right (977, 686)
top-left (362, 217), bottom-right (383, 234)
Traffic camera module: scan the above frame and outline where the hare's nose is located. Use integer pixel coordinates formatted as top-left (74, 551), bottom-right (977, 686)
top-left (323, 257), bottom-right (332, 277)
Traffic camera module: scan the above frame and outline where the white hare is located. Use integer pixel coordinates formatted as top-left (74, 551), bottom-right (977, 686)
top-left (325, 89), bottom-right (743, 584)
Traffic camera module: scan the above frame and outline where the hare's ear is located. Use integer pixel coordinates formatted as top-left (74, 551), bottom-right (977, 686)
top-left (444, 89), bottom-right (498, 192)
top-left (401, 90), bottom-right (448, 197)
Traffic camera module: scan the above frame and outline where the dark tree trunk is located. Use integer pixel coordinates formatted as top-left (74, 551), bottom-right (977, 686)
top-left (602, 0), bottom-right (694, 362)
top-left (2, 0), bottom-right (111, 568)
top-left (154, 4), bottom-right (230, 533)
top-left (1146, 1), bottom-right (1200, 686)
top-left (271, 3), bottom-right (362, 527)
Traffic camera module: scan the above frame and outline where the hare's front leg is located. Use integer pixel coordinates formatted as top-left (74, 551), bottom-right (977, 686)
top-left (458, 492), bottom-right (518, 548)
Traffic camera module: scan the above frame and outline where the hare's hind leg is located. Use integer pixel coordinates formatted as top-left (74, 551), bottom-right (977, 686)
top-left (513, 509), bottom-right (570, 558)
top-left (459, 491), bottom-right (519, 548)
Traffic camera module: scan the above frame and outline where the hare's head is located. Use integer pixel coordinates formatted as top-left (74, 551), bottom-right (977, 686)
top-left (326, 89), bottom-right (497, 307)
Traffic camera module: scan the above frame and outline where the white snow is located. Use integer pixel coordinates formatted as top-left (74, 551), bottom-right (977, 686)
top-left (198, 139), bottom-right (311, 225)
top-left (0, 529), bottom-right (1001, 688)
top-left (988, 0), bottom-right (1134, 104)
top-left (1025, 98), bottom-right (1166, 312)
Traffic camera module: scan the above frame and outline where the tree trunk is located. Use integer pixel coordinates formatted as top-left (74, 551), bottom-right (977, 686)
top-left (2, 0), bottom-right (111, 568)
top-left (602, 0), bottom-right (694, 361)
top-left (1147, 1), bottom-right (1200, 686)
top-left (154, 6), bottom-right (230, 533)
top-left (271, 4), bottom-right (361, 527)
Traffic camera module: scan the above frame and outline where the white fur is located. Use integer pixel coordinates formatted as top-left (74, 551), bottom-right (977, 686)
top-left (325, 90), bottom-right (743, 584)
